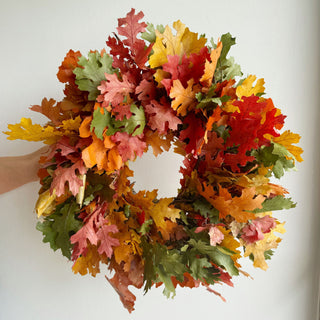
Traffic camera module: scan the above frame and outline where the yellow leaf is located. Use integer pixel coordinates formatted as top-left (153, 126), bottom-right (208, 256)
top-left (222, 100), bottom-right (239, 113)
top-left (5, 118), bottom-right (62, 144)
top-left (59, 116), bottom-right (82, 133)
top-left (81, 135), bottom-right (122, 172)
top-left (199, 184), bottom-right (264, 223)
top-left (113, 230), bottom-right (142, 272)
top-left (236, 75), bottom-right (265, 99)
top-left (218, 226), bottom-right (242, 267)
top-left (149, 198), bottom-right (180, 238)
top-left (149, 20), bottom-right (206, 68)
top-left (145, 130), bottom-right (173, 156)
top-left (200, 41), bottom-right (223, 87)
top-left (170, 79), bottom-right (198, 116)
top-left (5, 116), bottom-right (82, 144)
top-left (236, 175), bottom-right (272, 196)
top-left (243, 222), bottom-right (285, 270)
top-left (272, 130), bottom-right (303, 162)
top-left (35, 189), bottom-right (56, 217)
top-left (72, 244), bottom-right (105, 277)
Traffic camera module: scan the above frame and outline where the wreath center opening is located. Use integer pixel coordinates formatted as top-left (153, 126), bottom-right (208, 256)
top-left (129, 149), bottom-right (183, 198)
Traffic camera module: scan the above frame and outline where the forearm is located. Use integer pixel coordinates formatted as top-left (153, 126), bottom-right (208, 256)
top-left (0, 147), bottom-right (47, 195)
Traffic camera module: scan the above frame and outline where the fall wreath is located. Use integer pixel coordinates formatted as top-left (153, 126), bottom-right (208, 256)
top-left (5, 9), bottom-right (303, 313)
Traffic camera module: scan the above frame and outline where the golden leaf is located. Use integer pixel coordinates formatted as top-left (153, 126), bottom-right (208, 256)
top-left (35, 189), bottom-right (56, 217)
top-left (170, 79), bottom-right (199, 116)
top-left (236, 75), bottom-right (265, 99)
top-left (200, 41), bottom-right (223, 87)
top-left (72, 244), bottom-right (105, 277)
top-left (149, 20), bottom-right (206, 68)
top-left (243, 222), bottom-right (285, 270)
top-left (149, 197), bottom-right (180, 239)
top-left (5, 118), bottom-right (62, 144)
top-left (272, 130), bottom-right (303, 162)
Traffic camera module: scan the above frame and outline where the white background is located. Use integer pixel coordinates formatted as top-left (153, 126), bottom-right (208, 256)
top-left (0, 0), bottom-right (319, 319)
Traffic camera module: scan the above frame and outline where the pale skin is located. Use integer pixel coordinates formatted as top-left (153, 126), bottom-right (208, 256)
top-left (0, 147), bottom-right (48, 195)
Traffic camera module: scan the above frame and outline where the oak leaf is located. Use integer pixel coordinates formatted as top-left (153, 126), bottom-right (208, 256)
top-left (271, 130), bottom-right (303, 162)
top-left (199, 184), bottom-right (264, 223)
top-left (243, 222), bottom-right (285, 270)
top-left (96, 219), bottom-right (120, 258)
top-left (51, 160), bottom-right (87, 197)
top-left (145, 130), bottom-right (173, 156)
top-left (5, 118), bottom-right (61, 144)
top-left (72, 244), bottom-right (105, 277)
top-left (236, 75), bottom-right (265, 99)
top-left (98, 73), bottom-right (135, 107)
top-left (145, 99), bottom-right (182, 134)
top-left (170, 79), bottom-right (199, 116)
top-left (149, 20), bottom-right (206, 68)
top-left (117, 8), bottom-right (147, 49)
top-left (112, 132), bottom-right (147, 162)
top-left (200, 41), bottom-right (223, 87)
top-left (30, 98), bottom-right (64, 125)
top-left (149, 198), bottom-right (181, 239)
top-left (57, 49), bottom-right (82, 84)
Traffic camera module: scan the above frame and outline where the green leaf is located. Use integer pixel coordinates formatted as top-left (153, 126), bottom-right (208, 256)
top-left (193, 198), bottom-right (220, 223)
top-left (74, 51), bottom-right (115, 100)
top-left (141, 23), bottom-right (165, 43)
top-left (214, 33), bottom-right (242, 82)
top-left (219, 33), bottom-right (236, 61)
top-left (139, 219), bottom-right (153, 235)
top-left (264, 249), bottom-right (274, 260)
top-left (36, 201), bottom-right (82, 259)
top-left (222, 57), bottom-right (242, 81)
top-left (188, 239), bottom-right (239, 276)
top-left (85, 170), bottom-right (115, 202)
top-left (141, 239), bottom-right (187, 298)
top-left (112, 104), bottom-right (146, 136)
top-left (252, 144), bottom-right (295, 179)
top-left (188, 255), bottom-right (213, 281)
top-left (252, 195), bottom-right (296, 213)
top-left (90, 107), bottom-right (113, 139)
top-left (36, 220), bottom-right (58, 251)
top-left (124, 205), bottom-right (131, 218)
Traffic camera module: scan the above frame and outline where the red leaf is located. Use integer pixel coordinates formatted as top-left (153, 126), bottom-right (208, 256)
top-left (55, 136), bottom-right (78, 157)
top-left (70, 212), bottom-right (98, 260)
top-left (112, 104), bottom-right (133, 120)
top-left (106, 257), bottom-right (144, 313)
top-left (106, 36), bottom-right (133, 72)
top-left (179, 113), bottom-right (205, 155)
top-left (98, 73), bottom-right (135, 107)
top-left (145, 99), bottom-right (182, 135)
top-left (30, 98), bottom-right (64, 125)
top-left (96, 221), bottom-right (120, 258)
top-left (57, 49), bottom-right (82, 84)
top-left (112, 132), bottom-right (146, 162)
top-left (131, 40), bottom-right (153, 69)
top-left (51, 160), bottom-right (87, 196)
top-left (117, 8), bottom-right (147, 49)
top-left (135, 79), bottom-right (156, 103)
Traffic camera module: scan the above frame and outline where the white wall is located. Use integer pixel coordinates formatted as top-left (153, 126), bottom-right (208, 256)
top-left (0, 0), bottom-right (319, 319)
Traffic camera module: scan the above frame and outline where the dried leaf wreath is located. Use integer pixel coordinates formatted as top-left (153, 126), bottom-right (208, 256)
top-left (5, 8), bottom-right (303, 313)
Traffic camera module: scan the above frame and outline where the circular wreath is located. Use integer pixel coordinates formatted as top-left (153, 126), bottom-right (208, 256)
top-left (5, 8), bottom-right (303, 313)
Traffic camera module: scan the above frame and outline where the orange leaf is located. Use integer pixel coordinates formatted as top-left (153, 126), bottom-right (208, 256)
top-left (272, 130), bottom-right (303, 162)
top-left (81, 136), bottom-right (122, 172)
top-left (199, 184), bottom-right (264, 223)
top-left (149, 198), bottom-right (180, 239)
top-left (200, 41), bottom-right (223, 87)
top-left (72, 244), bottom-right (106, 277)
top-left (169, 79), bottom-right (198, 116)
top-left (145, 130), bottom-right (173, 156)
top-left (79, 116), bottom-right (92, 138)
